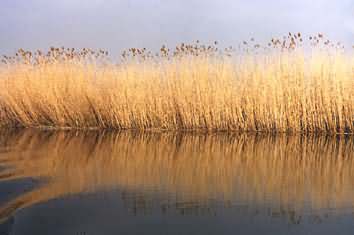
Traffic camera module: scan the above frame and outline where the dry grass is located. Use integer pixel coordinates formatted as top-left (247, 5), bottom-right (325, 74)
top-left (0, 39), bottom-right (353, 133)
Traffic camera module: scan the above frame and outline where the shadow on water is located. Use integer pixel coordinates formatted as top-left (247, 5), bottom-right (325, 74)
top-left (0, 129), bottom-right (353, 233)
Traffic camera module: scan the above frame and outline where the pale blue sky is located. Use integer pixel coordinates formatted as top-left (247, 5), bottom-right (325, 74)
top-left (0, 0), bottom-right (353, 55)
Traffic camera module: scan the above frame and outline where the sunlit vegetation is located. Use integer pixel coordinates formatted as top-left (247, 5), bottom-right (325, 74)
top-left (0, 33), bottom-right (353, 133)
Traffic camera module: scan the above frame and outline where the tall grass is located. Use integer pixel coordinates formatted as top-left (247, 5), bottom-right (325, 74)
top-left (0, 38), bottom-right (353, 133)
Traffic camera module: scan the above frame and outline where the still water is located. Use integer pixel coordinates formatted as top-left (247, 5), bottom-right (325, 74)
top-left (0, 130), bottom-right (353, 235)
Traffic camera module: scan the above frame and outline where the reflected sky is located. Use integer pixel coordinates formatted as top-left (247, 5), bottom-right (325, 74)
top-left (0, 130), bottom-right (354, 235)
top-left (0, 0), bottom-right (353, 55)
top-left (0, 130), bottom-right (354, 222)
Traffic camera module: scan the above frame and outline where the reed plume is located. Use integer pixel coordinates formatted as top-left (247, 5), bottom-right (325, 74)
top-left (0, 37), bottom-right (353, 133)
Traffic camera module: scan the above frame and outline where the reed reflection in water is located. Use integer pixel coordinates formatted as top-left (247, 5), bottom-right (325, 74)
top-left (0, 130), bottom-right (353, 223)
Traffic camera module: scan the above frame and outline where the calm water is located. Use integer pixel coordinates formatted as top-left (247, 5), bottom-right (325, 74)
top-left (0, 130), bottom-right (353, 235)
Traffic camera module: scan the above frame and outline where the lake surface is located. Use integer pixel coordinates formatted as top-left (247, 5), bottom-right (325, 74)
top-left (0, 130), bottom-right (353, 235)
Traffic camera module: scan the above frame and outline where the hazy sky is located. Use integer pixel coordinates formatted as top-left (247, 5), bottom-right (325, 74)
top-left (0, 0), bottom-right (353, 55)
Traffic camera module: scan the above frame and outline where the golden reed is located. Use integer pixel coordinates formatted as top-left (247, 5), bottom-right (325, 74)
top-left (0, 35), bottom-right (353, 133)
top-left (0, 130), bottom-right (353, 220)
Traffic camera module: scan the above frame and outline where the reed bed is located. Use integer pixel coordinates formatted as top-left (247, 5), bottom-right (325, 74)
top-left (0, 34), bottom-right (353, 133)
